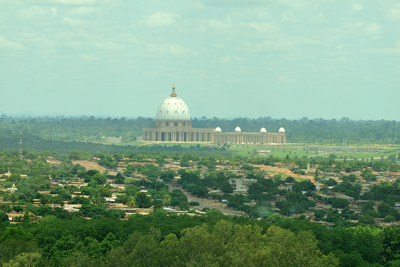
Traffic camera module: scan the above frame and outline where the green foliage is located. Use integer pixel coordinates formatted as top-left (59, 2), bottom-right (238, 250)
top-left (4, 147), bottom-right (400, 265)
top-left (331, 181), bottom-right (361, 200)
top-left (325, 178), bottom-right (338, 186)
top-left (113, 173), bottom-right (125, 184)
top-left (332, 198), bottom-right (349, 209)
top-left (285, 176), bottom-right (296, 183)
top-left (135, 192), bottom-right (151, 208)
top-left (3, 203), bottom-right (400, 266)
top-left (91, 173), bottom-right (107, 185)
top-left (220, 180), bottom-right (233, 194)
top-left (68, 150), bottom-right (91, 160)
top-left (361, 182), bottom-right (400, 204)
top-left (7, 174), bottom-right (21, 182)
top-left (276, 191), bottom-right (316, 216)
top-left (2, 115), bottom-right (400, 145)
top-left (293, 180), bottom-right (316, 192)
top-left (159, 170), bottom-right (175, 183)
top-left (3, 252), bottom-right (42, 267)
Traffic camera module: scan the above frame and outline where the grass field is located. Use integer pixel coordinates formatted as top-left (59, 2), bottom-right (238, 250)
top-left (226, 143), bottom-right (400, 160)
top-left (97, 140), bottom-right (400, 160)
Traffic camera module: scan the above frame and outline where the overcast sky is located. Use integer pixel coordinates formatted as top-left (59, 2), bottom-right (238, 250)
top-left (1, 0), bottom-right (399, 120)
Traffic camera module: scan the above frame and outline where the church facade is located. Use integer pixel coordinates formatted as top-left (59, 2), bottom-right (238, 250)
top-left (142, 86), bottom-right (286, 144)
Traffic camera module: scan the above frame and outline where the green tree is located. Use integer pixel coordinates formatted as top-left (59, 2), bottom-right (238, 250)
top-left (8, 174), bottom-right (21, 182)
top-left (114, 173), bottom-right (125, 184)
top-left (332, 198), bottom-right (349, 209)
top-left (126, 196), bottom-right (135, 208)
top-left (3, 252), bottom-right (42, 267)
top-left (12, 205), bottom-right (23, 214)
top-left (91, 173), bottom-right (107, 185)
top-left (378, 202), bottom-right (394, 214)
top-left (314, 210), bottom-right (326, 221)
top-left (161, 191), bottom-right (172, 207)
top-left (136, 192), bottom-right (151, 208)
top-left (220, 180), bottom-right (233, 194)
top-left (265, 226), bottom-right (339, 266)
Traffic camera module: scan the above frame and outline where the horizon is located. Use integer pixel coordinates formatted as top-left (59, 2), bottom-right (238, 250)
top-left (0, 111), bottom-right (398, 122)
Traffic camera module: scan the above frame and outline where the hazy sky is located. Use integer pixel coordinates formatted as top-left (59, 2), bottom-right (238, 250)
top-left (1, 0), bottom-right (399, 120)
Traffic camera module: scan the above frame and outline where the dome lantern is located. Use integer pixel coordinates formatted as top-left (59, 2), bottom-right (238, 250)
top-left (170, 84), bottom-right (177, 97)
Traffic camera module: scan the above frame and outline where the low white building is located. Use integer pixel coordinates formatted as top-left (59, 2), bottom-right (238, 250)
top-left (229, 178), bottom-right (257, 193)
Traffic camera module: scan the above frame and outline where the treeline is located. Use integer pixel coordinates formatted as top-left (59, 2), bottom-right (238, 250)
top-left (1, 115), bottom-right (400, 144)
top-left (0, 211), bottom-right (340, 266)
top-left (193, 117), bottom-right (400, 144)
top-left (3, 210), bottom-right (400, 266)
top-left (0, 135), bottom-right (230, 157)
top-left (0, 115), bottom-right (152, 142)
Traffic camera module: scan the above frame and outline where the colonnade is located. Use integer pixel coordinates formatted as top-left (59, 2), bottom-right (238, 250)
top-left (142, 129), bottom-right (214, 142)
top-left (214, 133), bottom-right (286, 144)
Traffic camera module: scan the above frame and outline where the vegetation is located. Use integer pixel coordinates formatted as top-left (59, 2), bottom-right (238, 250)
top-left (2, 115), bottom-right (400, 266)
top-left (2, 115), bottom-right (400, 144)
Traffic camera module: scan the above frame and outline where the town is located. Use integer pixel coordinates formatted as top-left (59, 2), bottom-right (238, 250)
top-left (2, 145), bottom-right (399, 229)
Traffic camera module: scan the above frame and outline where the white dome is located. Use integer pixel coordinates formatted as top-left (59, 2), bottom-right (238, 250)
top-left (156, 96), bottom-right (190, 121)
top-left (279, 127), bottom-right (286, 133)
top-left (235, 126), bottom-right (241, 132)
top-left (260, 127), bottom-right (267, 133)
top-left (215, 127), bottom-right (222, 132)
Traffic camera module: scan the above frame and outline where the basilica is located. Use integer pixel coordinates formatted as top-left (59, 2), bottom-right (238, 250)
top-left (142, 86), bottom-right (286, 144)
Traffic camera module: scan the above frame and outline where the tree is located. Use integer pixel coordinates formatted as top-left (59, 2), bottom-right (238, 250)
top-left (265, 226), bottom-right (339, 266)
top-left (136, 192), bottom-right (151, 208)
top-left (362, 169), bottom-right (377, 181)
top-left (351, 226), bottom-right (383, 263)
top-left (64, 185), bottom-right (78, 194)
top-left (126, 196), bottom-right (135, 208)
top-left (114, 173), bottom-right (125, 184)
top-left (384, 215), bottom-right (396, 222)
top-left (161, 191), bottom-right (172, 207)
top-left (325, 178), bottom-right (337, 186)
top-left (338, 252), bottom-right (366, 267)
top-left (98, 186), bottom-right (111, 197)
top-left (314, 210), bottom-right (326, 221)
top-left (248, 183), bottom-right (264, 200)
top-left (361, 201), bottom-right (375, 212)
top-left (359, 216), bottom-right (375, 225)
top-left (285, 176), bottom-right (296, 183)
top-left (160, 170), bottom-right (175, 183)
top-left (8, 174), bottom-right (21, 182)
top-left (91, 173), bottom-right (107, 185)
top-left (382, 227), bottom-right (400, 263)
top-left (158, 234), bottom-right (181, 266)
top-left (378, 202), bottom-right (394, 214)
top-left (68, 151), bottom-right (90, 160)
top-left (91, 193), bottom-right (104, 207)
top-left (332, 198), bottom-right (349, 209)
top-left (0, 236), bottom-right (39, 265)
top-left (12, 205), bottom-right (23, 214)
top-left (178, 201), bottom-right (189, 211)
top-left (220, 180), bottom-right (233, 194)
top-left (3, 252), bottom-right (42, 267)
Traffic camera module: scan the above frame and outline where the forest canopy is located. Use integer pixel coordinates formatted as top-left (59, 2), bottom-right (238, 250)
top-left (0, 115), bottom-right (399, 144)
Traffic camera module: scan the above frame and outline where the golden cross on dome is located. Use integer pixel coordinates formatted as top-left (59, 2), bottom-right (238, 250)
top-left (170, 83), bottom-right (177, 97)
